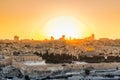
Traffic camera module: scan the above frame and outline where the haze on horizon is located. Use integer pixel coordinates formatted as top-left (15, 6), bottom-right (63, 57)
top-left (0, 0), bottom-right (120, 40)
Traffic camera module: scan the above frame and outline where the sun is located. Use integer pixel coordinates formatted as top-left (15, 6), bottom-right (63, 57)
top-left (44, 16), bottom-right (85, 39)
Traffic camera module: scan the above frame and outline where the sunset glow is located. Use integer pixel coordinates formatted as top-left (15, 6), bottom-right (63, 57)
top-left (44, 16), bottom-right (84, 39)
top-left (0, 0), bottom-right (120, 40)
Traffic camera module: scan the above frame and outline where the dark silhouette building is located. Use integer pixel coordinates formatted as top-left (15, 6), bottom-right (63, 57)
top-left (14, 35), bottom-right (19, 41)
top-left (50, 36), bottom-right (54, 41)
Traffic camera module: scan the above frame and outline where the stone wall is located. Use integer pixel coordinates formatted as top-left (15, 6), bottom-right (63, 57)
top-left (14, 55), bottom-right (42, 62)
top-left (0, 57), bottom-right (12, 67)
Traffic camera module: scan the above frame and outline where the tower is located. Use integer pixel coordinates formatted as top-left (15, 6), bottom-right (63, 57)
top-left (50, 36), bottom-right (54, 41)
top-left (91, 34), bottom-right (95, 40)
top-left (14, 35), bottom-right (19, 41)
top-left (62, 35), bottom-right (65, 40)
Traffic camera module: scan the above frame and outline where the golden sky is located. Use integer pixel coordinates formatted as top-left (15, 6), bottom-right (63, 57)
top-left (0, 0), bottom-right (120, 40)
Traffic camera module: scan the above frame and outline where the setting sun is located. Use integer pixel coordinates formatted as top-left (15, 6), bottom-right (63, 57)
top-left (44, 16), bottom-right (84, 39)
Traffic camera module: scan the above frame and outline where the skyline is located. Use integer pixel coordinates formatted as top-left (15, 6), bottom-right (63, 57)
top-left (0, 0), bottom-right (120, 40)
